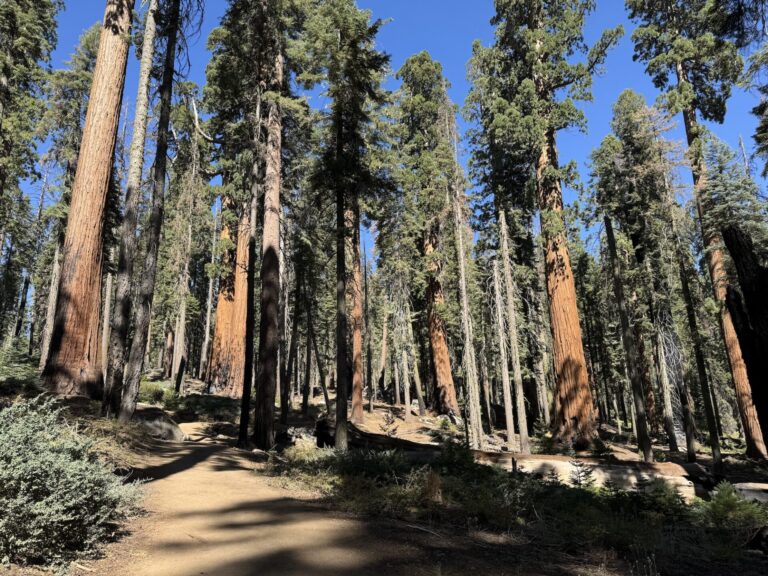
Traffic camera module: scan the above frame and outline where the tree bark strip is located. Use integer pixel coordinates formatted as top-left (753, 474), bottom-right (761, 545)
top-left (537, 133), bottom-right (595, 446)
top-left (45, 0), bottom-right (135, 398)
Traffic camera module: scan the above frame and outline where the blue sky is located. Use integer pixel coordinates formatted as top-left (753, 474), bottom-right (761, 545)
top-left (46, 0), bottom-right (765, 253)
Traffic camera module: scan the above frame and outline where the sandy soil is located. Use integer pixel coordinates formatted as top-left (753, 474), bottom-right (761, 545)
top-left (50, 422), bottom-right (619, 576)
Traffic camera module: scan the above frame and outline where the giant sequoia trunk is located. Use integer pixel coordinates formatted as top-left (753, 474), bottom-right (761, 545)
top-left (103, 0), bottom-right (159, 416)
top-left (119, 0), bottom-right (181, 422)
top-left (677, 60), bottom-right (766, 459)
top-left (253, 70), bottom-right (283, 447)
top-left (44, 0), bottom-right (135, 398)
top-left (722, 225), bottom-right (768, 438)
top-left (224, 210), bottom-right (250, 398)
top-left (604, 216), bottom-right (653, 462)
top-left (537, 132), bottom-right (595, 446)
top-left (210, 208), bottom-right (249, 398)
top-left (424, 228), bottom-right (460, 417)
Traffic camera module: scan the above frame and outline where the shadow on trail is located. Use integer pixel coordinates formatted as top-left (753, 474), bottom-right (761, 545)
top-left (131, 441), bottom-right (250, 482)
top-left (147, 494), bottom-right (615, 576)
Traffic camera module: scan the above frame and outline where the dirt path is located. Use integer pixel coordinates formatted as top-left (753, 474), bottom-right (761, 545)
top-left (77, 423), bottom-right (614, 576)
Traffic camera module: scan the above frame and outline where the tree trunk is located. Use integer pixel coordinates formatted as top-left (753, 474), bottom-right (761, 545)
top-left (220, 208), bottom-right (250, 399)
top-left (493, 260), bottom-right (516, 451)
top-left (499, 211), bottom-right (530, 453)
top-left (349, 204), bottom-right (365, 424)
top-left (722, 225), bottom-right (768, 440)
top-left (207, 216), bottom-right (235, 389)
top-left (364, 252), bottom-right (372, 413)
top-left (238, 191), bottom-right (259, 446)
top-left (12, 274), bottom-right (29, 339)
top-left (334, 106), bottom-right (349, 451)
top-left (103, 0), bottom-right (158, 415)
top-left (604, 216), bottom-right (653, 463)
top-left (454, 193), bottom-right (483, 448)
top-left (281, 273), bottom-right (300, 425)
top-left (198, 209), bottom-right (218, 378)
top-left (371, 315), bottom-right (387, 412)
top-left (537, 132), bottom-right (595, 446)
top-left (401, 348), bottom-right (411, 422)
top-left (100, 249), bottom-right (114, 384)
top-left (254, 57), bottom-right (283, 446)
top-left (393, 347), bottom-right (401, 406)
top-left (677, 62), bottom-right (766, 460)
top-left (118, 0), bottom-right (181, 422)
top-left (38, 241), bottom-right (62, 370)
top-left (406, 311), bottom-right (426, 417)
top-left (425, 229), bottom-right (459, 417)
top-left (44, 0), bottom-right (135, 398)
top-left (302, 330), bottom-right (312, 416)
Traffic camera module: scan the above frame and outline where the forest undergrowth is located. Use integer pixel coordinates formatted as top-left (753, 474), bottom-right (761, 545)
top-left (266, 437), bottom-right (768, 576)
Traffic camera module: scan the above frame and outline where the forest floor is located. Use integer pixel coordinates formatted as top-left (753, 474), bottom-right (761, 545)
top-left (2, 364), bottom-right (767, 576)
top-left (6, 418), bottom-right (624, 576)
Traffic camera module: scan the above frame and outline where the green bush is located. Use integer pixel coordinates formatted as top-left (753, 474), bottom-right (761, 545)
top-left (138, 382), bottom-right (168, 405)
top-left (0, 398), bottom-right (142, 567)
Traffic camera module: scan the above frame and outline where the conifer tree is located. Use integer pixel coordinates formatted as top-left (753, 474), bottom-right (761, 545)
top-left (387, 52), bottom-right (461, 418)
top-left (628, 0), bottom-right (766, 459)
top-left (299, 0), bottom-right (388, 449)
top-left (467, 0), bottom-right (622, 446)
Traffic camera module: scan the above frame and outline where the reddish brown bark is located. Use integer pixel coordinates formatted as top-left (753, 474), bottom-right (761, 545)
top-left (424, 230), bottom-right (459, 416)
top-left (209, 208), bottom-right (249, 398)
top-left (44, 0), bottom-right (135, 398)
top-left (537, 133), bottom-right (595, 446)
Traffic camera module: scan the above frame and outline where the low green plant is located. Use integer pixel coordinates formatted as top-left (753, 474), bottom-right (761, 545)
top-left (138, 382), bottom-right (168, 405)
top-left (0, 398), bottom-right (142, 567)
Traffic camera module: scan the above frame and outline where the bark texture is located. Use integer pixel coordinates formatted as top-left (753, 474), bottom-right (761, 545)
top-left (211, 208), bottom-right (249, 398)
top-left (44, 0), bottom-right (135, 398)
top-left (722, 225), bottom-right (768, 439)
top-left (349, 205), bottom-right (365, 425)
top-left (537, 133), bottom-right (595, 446)
top-left (424, 230), bottom-right (459, 417)
top-left (253, 61), bottom-right (283, 448)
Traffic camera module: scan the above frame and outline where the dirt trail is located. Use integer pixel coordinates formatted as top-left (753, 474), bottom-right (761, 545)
top-left (79, 423), bottom-right (612, 576)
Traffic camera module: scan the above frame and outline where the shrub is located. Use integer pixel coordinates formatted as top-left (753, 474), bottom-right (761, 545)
top-left (138, 382), bottom-right (168, 405)
top-left (0, 398), bottom-right (142, 567)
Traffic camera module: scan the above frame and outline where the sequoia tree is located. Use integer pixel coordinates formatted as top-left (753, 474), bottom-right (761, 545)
top-left (44, 0), bottom-right (135, 398)
top-left (467, 0), bottom-right (622, 446)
